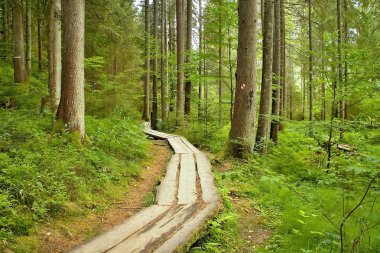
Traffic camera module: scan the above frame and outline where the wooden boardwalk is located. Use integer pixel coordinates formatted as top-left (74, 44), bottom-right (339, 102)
top-left (67, 123), bottom-right (219, 253)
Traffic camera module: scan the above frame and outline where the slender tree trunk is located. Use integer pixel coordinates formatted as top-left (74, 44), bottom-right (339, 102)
top-left (302, 73), bottom-right (306, 120)
top-left (184, 0), bottom-right (192, 115)
top-left (13, 0), bottom-right (27, 83)
top-left (337, 0), bottom-right (343, 120)
top-left (204, 36), bottom-right (208, 135)
top-left (218, 1), bottom-right (222, 125)
top-left (161, 0), bottom-right (168, 124)
top-left (26, 0), bottom-right (32, 74)
top-left (228, 25), bottom-right (234, 123)
top-left (288, 48), bottom-right (294, 120)
top-left (176, 0), bottom-right (185, 126)
top-left (279, 0), bottom-right (286, 123)
top-left (321, 32), bottom-right (326, 121)
top-left (229, 0), bottom-right (258, 158)
top-left (152, 0), bottom-right (158, 129)
top-left (142, 0), bottom-right (150, 121)
top-left (308, 0), bottom-right (313, 125)
top-left (270, 0), bottom-right (281, 143)
top-left (37, 1), bottom-right (43, 72)
top-left (57, 0), bottom-right (85, 140)
top-left (198, 0), bottom-right (203, 118)
top-left (255, 0), bottom-right (274, 153)
top-left (343, 0), bottom-right (348, 119)
top-left (48, 0), bottom-right (62, 112)
top-left (2, 0), bottom-right (9, 59)
top-left (168, 0), bottom-right (175, 114)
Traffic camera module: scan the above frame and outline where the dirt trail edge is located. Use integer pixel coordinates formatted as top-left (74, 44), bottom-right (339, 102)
top-left (67, 123), bottom-right (219, 253)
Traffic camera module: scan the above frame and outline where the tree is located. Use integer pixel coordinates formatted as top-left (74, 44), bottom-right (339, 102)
top-left (152, 0), bottom-right (158, 129)
top-left (2, 0), bottom-right (9, 59)
top-left (13, 0), bottom-right (27, 83)
top-left (270, 0), bottom-right (281, 143)
top-left (26, 0), bottom-right (32, 74)
top-left (142, 0), bottom-right (150, 121)
top-left (308, 0), bottom-right (313, 125)
top-left (57, 0), bottom-right (85, 140)
top-left (229, 0), bottom-right (258, 158)
top-left (176, 0), bottom-right (185, 125)
top-left (161, 0), bottom-right (168, 123)
top-left (184, 0), bottom-right (192, 115)
top-left (255, 0), bottom-right (274, 153)
top-left (48, 0), bottom-right (62, 112)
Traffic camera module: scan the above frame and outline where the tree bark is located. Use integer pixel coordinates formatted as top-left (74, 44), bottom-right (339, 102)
top-left (2, 0), bottom-right (9, 59)
top-left (255, 0), bottom-right (274, 153)
top-left (48, 0), bottom-right (62, 113)
top-left (161, 0), bottom-right (168, 123)
top-left (152, 0), bottom-right (158, 129)
top-left (37, 1), bottom-right (43, 72)
top-left (218, 0), bottom-right (222, 125)
top-left (270, 0), bottom-right (281, 143)
top-left (57, 0), bottom-right (85, 140)
top-left (26, 0), bottom-right (32, 74)
top-left (279, 0), bottom-right (286, 122)
top-left (308, 0), bottom-right (313, 124)
top-left (142, 0), bottom-right (150, 121)
top-left (176, 0), bottom-right (185, 126)
top-left (198, 0), bottom-right (202, 118)
top-left (184, 0), bottom-right (192, 115)
top-left (13, 0), bottom-right (27, 83)
top-left (229, 0), bottom-right (258, 158)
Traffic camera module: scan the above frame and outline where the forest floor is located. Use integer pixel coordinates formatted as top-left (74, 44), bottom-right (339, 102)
top-left (12, 140), bottom-right (171, 253)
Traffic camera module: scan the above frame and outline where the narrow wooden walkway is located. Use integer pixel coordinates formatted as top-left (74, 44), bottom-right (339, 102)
top-left (67, 123), bottom-right (219, 253)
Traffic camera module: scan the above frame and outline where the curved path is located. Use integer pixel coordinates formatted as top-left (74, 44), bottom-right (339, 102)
top-left (67, 123), bottom-right (219, 253)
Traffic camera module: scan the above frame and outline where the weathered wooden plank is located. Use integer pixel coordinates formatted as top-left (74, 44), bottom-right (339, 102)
top-left (67, 205), bottom-right (170, 253)
top-left (174, 137), bottom-right (193, 153)
top-left (177, 154), bottom-right (197, 204)
top-left (167, 137), bottom-right (188, 154)
top-left (108, 204), bottom-right (198, 253)
top-left (156, 154), bottom-right (180, 206)
top-left (154, 201), bottom-right (219, 253)
top-left (195, 153), bottom-right (218, 203)
top-left (180, 137), bottom-right (201, 154)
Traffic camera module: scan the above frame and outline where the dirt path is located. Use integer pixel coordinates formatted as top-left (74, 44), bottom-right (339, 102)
top-left (39, 140), bottom-right (171, 253)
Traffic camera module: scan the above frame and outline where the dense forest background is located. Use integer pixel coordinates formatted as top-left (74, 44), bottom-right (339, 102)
top-left (0, 0), bottom-right (379, 252)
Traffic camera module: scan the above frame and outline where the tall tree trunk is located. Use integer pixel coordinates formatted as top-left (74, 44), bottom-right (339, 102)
top-left (218, 1), bottom-right (222, 125)
top-left (302, 73), bottom-right (306, 120)
top-left (152, 0), bottom-right (158, 129)
top-left (13, 0), bottom-right (27, 83)
top-left (26, 0), bottom-right (32, 74)
top-left (176, 0), bottom-right (185, 126)
top-left (227, 25), bottom-right (234, 123)
top-left (168, 0), bottom-right (175, 114)
top-left (343, 0), bottom-right (348, 119)
top-left (184, 0), bottom-right (192, 115)
top-left (48, 0), bottom-right (62, 112)
top-left (37, 1), bottom-right (43, 72)
top-left (255, 0), bottom-right (274, 153)
top-left (270, 0), bottom-right (281, 143)
top-left (288, 47), bottom-right (294, 120)
top-left (2, 0), bottom-right (9, 59)
top-left (279, 0), bottom-right (286, 123)
top-left (229, 0), bottom-right (258, 158)
top-left (161, 0), bottom-right (168, 124)
top-left (308, 0), bottom-right (313, 125)
top-left (321, 31), bottom-right (326, 121)
top-left (198, 0), bottom-right (203, 118)
top-left (57, 0), bottom-right (85, 140)
top-left (142, 0), bottom-right (150, 121)
top-left (337, 0), bottom-right (343, 120)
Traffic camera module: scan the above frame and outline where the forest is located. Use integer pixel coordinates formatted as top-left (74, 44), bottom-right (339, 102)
top-left (0, 0), bottom-right (379, 252)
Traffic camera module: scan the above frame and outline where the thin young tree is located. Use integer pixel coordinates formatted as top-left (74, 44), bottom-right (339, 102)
top-left (26, 0), bottom-right (32, 73)
top-left (270, 0), bottom-right (281, 143)
top-left (142, 0), bottom-right (150, 121)
top-left (176, 0), bottom-right (185, 125)
top-left (229, 0), bottom-right (258, 158)
top-left (37, 0), bottom-right (43, 72)
top-left (161, 0), bottom-right (168, 123)
top-left (255, 0), bottom-right (274, 153)
top-left (152, 0), bottom-right (158, 129)
top-left (184, 0), bottom-right (192, 115)
top-left (198, 0), bottom-right (203, 118)
top-left (308, 0), bottom-right (313, 125)
top-left (57, 0), bottom-right (85, 140)
top-left (13, 0), bottom-right (27, 82)
top-left (2, 0), bottom-right (9, 59)
top-left (48, 0), bottom-right (62, 112)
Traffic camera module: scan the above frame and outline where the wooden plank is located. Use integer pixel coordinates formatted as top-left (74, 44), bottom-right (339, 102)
top-left (195, 153), bottom-right (218, 203)
top-left (177, 154), bottom-right (197, 204)
top-left (108, 204), bottom-right (198, 253)
top-left (180, 137), bottom-right (201, 154)
top-left (67, 205), bottom-right (170, 253)
top-left (154, 201), bottom-right (219, 253)
top-left (156, 154), bottom-right (179, 206)
top-left (167, 137), bottom-right (188, 154)
top-left (174, 137), bottom-right (193, 153)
